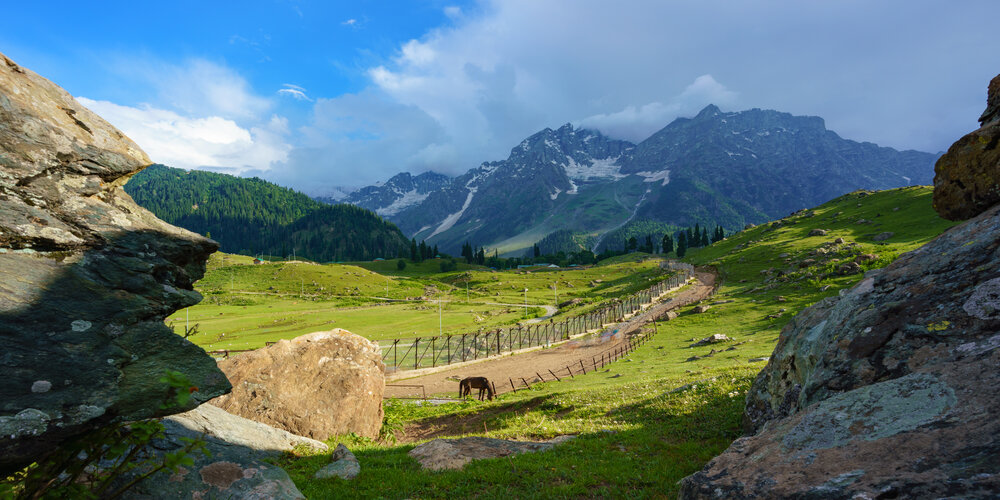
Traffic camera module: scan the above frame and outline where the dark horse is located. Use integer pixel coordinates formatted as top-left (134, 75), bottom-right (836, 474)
top-left (459, 376), bottom-right (495, 401)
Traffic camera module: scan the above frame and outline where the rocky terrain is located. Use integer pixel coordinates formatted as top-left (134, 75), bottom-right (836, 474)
top-left (0, 51), bottom-right (230, 472)
top-left (679, 74), bottom-right (1000, 499)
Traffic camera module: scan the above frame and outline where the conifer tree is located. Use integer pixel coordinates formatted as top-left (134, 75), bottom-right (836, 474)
top-left (677, 231), bottom-right (688, 258)
top-left (662, 234), bottom-right (674, 255)
top-left (702, 227), bottom-right (709, 247)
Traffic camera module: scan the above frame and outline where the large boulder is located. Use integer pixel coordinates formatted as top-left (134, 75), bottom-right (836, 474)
top-left (933, 74), bottom-right (1000, 220)
top-left (679, 194), bottom-right (1000, 497)
top-left (211, 329), bottom-right (385, 440)
top-left (0, 52), bottom-right (229, 472)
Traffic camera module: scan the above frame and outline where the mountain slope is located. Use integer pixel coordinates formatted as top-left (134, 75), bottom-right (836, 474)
top-left (125, 164), bottom-right (409, 261)
top-left (344, 171), bottom-right (451, 216)
top-left (352, 106), bottom-right (938, 254)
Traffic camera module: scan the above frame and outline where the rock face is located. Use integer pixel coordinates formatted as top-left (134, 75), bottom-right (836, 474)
top-left (212, 329), bottom-right (385, 440)
top-left (933, 73), bottom-right (1000, 221)
top-left (115, 405), bottom-right (308, 499)
top-left (408, 436), bottom-right (576, 470)
top-left (0, 52), bottom-right (229, 472)
top-left (679, 196), bottom-right (1000, 497)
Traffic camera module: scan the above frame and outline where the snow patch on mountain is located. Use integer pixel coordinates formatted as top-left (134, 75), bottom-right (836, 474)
top-left (636, 170), bottom-right (671, 186)
top-left (429, 188), bottom-right (476, 239)
top-left (562, 156), bottom-right (627, 182)
top-left (376, 189), bottom-right (431, 217)
top-left (550, 187), bottom-right (562, 200)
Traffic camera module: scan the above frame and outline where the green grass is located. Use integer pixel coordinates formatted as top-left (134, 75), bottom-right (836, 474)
top-left (272, 186), bottom-right (958, 498)
top-left (174, 251), bottom-right (674, 351)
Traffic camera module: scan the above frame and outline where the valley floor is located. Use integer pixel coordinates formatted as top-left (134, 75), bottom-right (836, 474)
top-left (385, 270), bottom-right (717, 404)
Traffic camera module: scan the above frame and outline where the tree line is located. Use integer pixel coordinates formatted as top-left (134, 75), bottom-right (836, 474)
top-left (125, 164), bottom-right (410, 262)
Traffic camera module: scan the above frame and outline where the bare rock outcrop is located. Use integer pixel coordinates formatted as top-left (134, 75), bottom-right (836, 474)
top-left (212, 329), bottom-right (385, 440)
top-left (679, 76), bottom-right (1000, 499)
top-left (0, 52), bottom-right (229, 472)
top-left (933, 73), bottom-right (1000, 220)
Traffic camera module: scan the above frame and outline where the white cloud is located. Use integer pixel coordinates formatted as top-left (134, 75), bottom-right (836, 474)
top-left (146, 59), bottom-right (271, 120)
top-left (339, 0), bottom-right (998, 188)
top-left (342, 18), bottom-right (357, 26)
top-left (77, 97), bottom-right (290, 173)
top-left (278, 84), bottom-right (312, 101)
top-left (577, 75), bottom-right (739, 141)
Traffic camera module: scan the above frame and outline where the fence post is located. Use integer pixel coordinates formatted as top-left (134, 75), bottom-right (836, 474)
top-left (580, 359), bottom-right (586, 375)
top-left (413, 338), bottom-right (420, 370)
top-left (431, 336), bottom-right (437, 367)
top-left (447, 335), bottom-right (451, 364)
top-left (462, 334), bottom-right (467, 362)
top-left (510, 378), bottom-right (517, 393)
top-left (566, 365), bottom-right (574, 378)
top-left (548, 369), bottom-right (561, 381)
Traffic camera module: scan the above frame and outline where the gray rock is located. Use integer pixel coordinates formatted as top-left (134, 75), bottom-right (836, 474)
top-left (679, 201), bottom-right (1000, 499)
top-left (0, 51), bottom-right (228, 472)
top-left (872, 231), bottom-right (894, 241)
top-left (314, 444), bottom-right (360, 480)
top-left (692, 305), bottom-right (711, 313)
top-left (689, 334), bottom-right (731, 347)
top-left (165, 403), bottom-right (327, 456)
top-left (408, 436), bottom-right (576, 470)
top-left (112, 408), bottom-right (306, 499)
top-left (808, 229), bottom-right (827, 236)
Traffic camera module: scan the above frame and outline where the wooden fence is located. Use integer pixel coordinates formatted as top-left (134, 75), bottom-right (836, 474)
top-left (382, 265), bottom-right (692, 371)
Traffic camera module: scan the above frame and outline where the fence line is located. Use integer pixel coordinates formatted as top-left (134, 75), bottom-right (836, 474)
top-left (382, 263), bottom-right (693, 372)
top-left (502, 323), bottom-right (657, 394)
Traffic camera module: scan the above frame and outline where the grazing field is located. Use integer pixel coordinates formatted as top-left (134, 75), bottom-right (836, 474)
top-left (271, 186), bottom-right (959, 498)
top-left (171, 252), bottom-right (673, 351)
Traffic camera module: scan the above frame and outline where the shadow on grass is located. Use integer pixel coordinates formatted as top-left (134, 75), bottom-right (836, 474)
top-left (283, 377), bottom-right (750, 499)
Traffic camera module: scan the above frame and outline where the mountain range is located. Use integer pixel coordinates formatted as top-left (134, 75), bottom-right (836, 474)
top-left (339, 105), bottom-right (938, 255)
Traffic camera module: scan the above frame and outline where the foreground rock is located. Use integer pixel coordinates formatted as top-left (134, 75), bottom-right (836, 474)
top-left (114, 404), bottom-right (309, 499)
top-left (164, 403), bottom-right (327, 455)
top-left (409, 436), bottom-right (576, 470)
top-left (0, 52), bottom-right (229, 472)
top-left (680, 116), bottom-right (1000, 497)
top-left (933, 73), bottom-right (1000, 220)
top-left (212, 329), bottom-right (385, 440)
top-left (314, 444), bottom-right (361, 480)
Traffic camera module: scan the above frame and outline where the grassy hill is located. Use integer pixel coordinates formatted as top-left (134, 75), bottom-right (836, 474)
top-left (267, 186), bottom-right (957, 497)
top-left (125, 164), bottom-right (410, 261)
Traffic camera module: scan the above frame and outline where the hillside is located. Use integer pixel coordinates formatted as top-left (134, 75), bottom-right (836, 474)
top-left (349, 106), bottom-right (937, 255)
top-left (125, 164), bottom-right (410, 262)
top-left (274, 185), bottom-right (958, 497)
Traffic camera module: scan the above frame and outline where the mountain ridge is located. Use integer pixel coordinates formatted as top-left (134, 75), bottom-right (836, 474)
top-left (345, 105), bottom-right (938, 254)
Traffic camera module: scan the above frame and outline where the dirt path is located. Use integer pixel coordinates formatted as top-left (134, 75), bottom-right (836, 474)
top-left (385, 270), bottom-right (717, 403)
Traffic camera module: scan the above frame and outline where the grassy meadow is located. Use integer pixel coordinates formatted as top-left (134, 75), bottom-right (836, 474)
top-left (267, 186), bottom-right (958, 498)
top-left (172, 249), bottom-right (672, 351)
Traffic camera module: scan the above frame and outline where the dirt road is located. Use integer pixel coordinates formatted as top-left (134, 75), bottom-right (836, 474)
top-left (384, 270), bottom-right (717, 400)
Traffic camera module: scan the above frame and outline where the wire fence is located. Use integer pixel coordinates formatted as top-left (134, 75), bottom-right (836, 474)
top-left (382, 264), bottom-right (693, 372)
top-left (501, 325), bottom-right (656, 395)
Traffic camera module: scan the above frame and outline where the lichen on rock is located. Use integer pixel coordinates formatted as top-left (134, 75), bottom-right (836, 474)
top-left (0, 51), bottom-right (230, 472)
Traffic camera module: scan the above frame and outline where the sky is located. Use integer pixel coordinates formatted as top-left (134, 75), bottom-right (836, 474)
top-left (3, 1), bottom-right (998, 196)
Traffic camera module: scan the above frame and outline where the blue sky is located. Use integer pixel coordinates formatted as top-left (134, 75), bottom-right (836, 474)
top-left (3, 1), bottom-right (998, 195)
